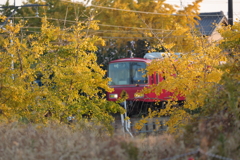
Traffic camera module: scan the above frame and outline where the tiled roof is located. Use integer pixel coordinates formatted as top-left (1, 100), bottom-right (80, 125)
top-left (196, 11), bottom-right (228, 36)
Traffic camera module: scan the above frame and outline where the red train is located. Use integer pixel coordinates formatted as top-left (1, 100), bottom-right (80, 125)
top-left (106, 52), bottom-right (185, 114)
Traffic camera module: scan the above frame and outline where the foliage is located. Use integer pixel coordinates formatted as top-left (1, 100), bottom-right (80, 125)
top-left (130, 21), bottom-right (240, 159)
top-left (1, 0), bottom-right (203, 69)
top-left (0, 1), bottom-right (239, 157)
top-left (1, 0), bottom-right (90, 34)
top-left (0, 16), bottom-right (124, 130)
top-left (181, 22), bottom-right (240, 158)
top-left (138, 20), bottom-right (229, 133)
top-left (90, 0), bottom-right (202, 52)
top-left (88, 0), bottom-right (203, 70)
top-left (219, 21), bottom-right (240, 54)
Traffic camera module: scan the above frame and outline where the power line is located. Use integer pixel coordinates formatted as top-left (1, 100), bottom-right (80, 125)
top-left (89, 5), bottom-right (220, 16)
top-left (0, 4), bottom-right (48, 28)
top-left (90, 4), bottom-right (235, 17)
top-left (99, 34), bottom-right (196, 39)
top-left (60, 0), bottom-right (226, 17)
top-left (8, 16), bottom-right (224, 35)
top-left (9, 16), bottom-right (177, 31)
top-left (89, 5), bottom-right (184, 16)
top-left (11, 16), bottom-right (226, 32)
top-left (167, 0), bottom-right (240, 3)
top-left (97, 24), bottom-right (176, 31)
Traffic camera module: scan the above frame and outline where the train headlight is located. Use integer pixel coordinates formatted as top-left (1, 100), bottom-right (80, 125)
top-left (109, 94), bottom-right (118, 99)
top-left (134, 93), bottom-right (144, 98)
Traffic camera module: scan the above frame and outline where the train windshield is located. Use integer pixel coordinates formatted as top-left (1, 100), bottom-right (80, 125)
top-left (108, 62), bottom-right (148, 85)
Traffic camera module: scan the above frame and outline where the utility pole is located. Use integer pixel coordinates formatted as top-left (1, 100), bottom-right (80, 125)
top-left (228, 0), bottom-right (233, 25)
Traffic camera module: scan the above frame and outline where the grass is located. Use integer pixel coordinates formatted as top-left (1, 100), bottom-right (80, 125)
top-left (0, 121), bottom-right (188, 160)
top-left (0, 118), bottom-right (238, 160)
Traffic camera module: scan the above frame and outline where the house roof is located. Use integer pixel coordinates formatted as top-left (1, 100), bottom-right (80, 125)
top-left (196, 11), bottom-right (228, 36)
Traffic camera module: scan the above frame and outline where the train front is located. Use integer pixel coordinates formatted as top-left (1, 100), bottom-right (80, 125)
top-left (107, 58), bottom-right (151, 102)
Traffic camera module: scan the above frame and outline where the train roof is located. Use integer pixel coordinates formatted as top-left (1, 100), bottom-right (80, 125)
top-left (109, 57), bottom-right (151, 63)
top-left (144, 52), bottom-right (182, 59)
top-left (109, 52), bottom-right (182, 64)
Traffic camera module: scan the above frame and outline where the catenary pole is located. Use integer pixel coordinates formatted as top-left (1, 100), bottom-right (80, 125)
top-left (228, 0), bottom-right (233, 25)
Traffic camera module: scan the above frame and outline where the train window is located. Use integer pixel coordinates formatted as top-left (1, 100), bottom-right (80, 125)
top-left (108, 62), bottom-right (148, 85)
top-left (108, 62), bottom-right (130, 85)
top-left (131, 62), bottom-right (148, 84)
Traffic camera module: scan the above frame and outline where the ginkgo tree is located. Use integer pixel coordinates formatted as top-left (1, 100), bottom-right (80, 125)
top-left (0, 16), bottom-right (124, 130)
top-left (3, 0), bottom-right (204, 68)
top-left (89, 0), bottom-right (203, 69)
top-left (137, 23), bottom-right (228, 133)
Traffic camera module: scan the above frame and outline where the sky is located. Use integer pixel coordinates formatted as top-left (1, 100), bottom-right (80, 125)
top-left (2, 0), bottom-right (240, 21)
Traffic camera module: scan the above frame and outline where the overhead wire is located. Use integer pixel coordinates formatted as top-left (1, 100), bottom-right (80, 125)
top-left (5, 15), bottom-right (212, 40)
top-left (166, 0), bottom-right (236, 3)
top-left (7, 15), bottom-right (224, 32)
top-left (5, 24), bottom-right (197, 39)
top-left (9, 16), bottom-right (178, 31)
top-left (60, 0), bottom-right (227, 17)
top-left (88, 5), bottom-right (224, 17)
top-left (99, 34), bottom-right (192, 39)
top-left (10, 14), bottom-right (226, 31)
top-left (0, 0), bottom-right (234, 50)
top-left (4, 2), bottom-right (230, 41)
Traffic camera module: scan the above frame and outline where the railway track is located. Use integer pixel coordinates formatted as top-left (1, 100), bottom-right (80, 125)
top-left (112, 114), bottom-right (169, 135)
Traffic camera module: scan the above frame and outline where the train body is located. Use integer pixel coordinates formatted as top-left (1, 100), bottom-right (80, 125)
top-left (106, 53), bottom-right (185, 107)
